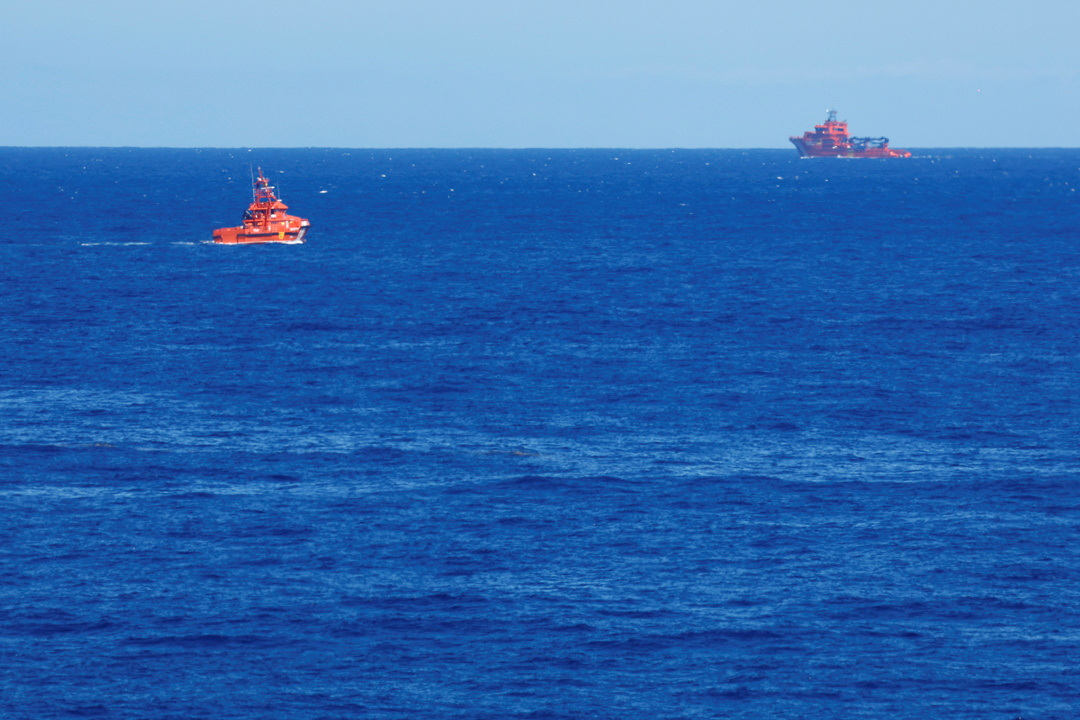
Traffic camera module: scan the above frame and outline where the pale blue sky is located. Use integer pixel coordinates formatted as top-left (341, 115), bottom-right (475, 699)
top-left (2, 0), bottom-right (1078, 147)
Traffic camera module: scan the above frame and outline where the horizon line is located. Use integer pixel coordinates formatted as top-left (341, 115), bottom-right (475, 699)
top-left (3, 145), bottom-right (1080, 151)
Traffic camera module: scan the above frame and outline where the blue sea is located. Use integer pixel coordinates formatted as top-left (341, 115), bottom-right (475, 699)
top-left (1, 147), bottom-right (1079, 719)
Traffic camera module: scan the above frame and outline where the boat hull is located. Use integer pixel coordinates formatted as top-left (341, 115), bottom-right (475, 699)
top-left (213, 219), bottom-right (309, 245)
top-left (790, 138), bottom-right (911, 158)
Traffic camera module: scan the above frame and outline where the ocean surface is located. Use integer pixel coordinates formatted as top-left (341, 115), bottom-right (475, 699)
top-left (1, 147), bottom-right (1079, 719)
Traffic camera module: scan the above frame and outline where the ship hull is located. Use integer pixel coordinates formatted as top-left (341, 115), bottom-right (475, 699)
top-left (213, 220), bottom-right (309, 245)
top-left (791, 138), bottom-right (910, 158)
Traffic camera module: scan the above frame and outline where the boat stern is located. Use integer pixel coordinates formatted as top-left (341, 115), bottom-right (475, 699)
top-left (212, 225), bottom-right (242, 244)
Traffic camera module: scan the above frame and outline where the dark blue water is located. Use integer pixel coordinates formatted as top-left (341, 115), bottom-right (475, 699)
top-left (2, 147), bottom-right (1079, 719)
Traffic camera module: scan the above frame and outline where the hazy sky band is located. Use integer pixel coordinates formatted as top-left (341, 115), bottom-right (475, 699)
top-left (2, 0), bottom-right (1078, 147)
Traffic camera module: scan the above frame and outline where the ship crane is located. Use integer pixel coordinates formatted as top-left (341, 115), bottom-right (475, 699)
top-left (849, 136), bottom-right (891, 149)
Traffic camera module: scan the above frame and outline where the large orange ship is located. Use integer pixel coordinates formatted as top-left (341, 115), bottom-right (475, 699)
top-left (213, 169), bottom-right (310, 244)
top-left (790, 110), bottom-right (911, 158)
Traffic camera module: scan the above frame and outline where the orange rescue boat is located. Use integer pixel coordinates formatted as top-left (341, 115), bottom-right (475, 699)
top-left (790, 110), bottom-right (911, 158)
top-left (213, 169), bottom-right (310, 244)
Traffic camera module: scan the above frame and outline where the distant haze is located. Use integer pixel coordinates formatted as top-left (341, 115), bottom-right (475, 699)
top-left (2, 0), bottom-right (1078, 148)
